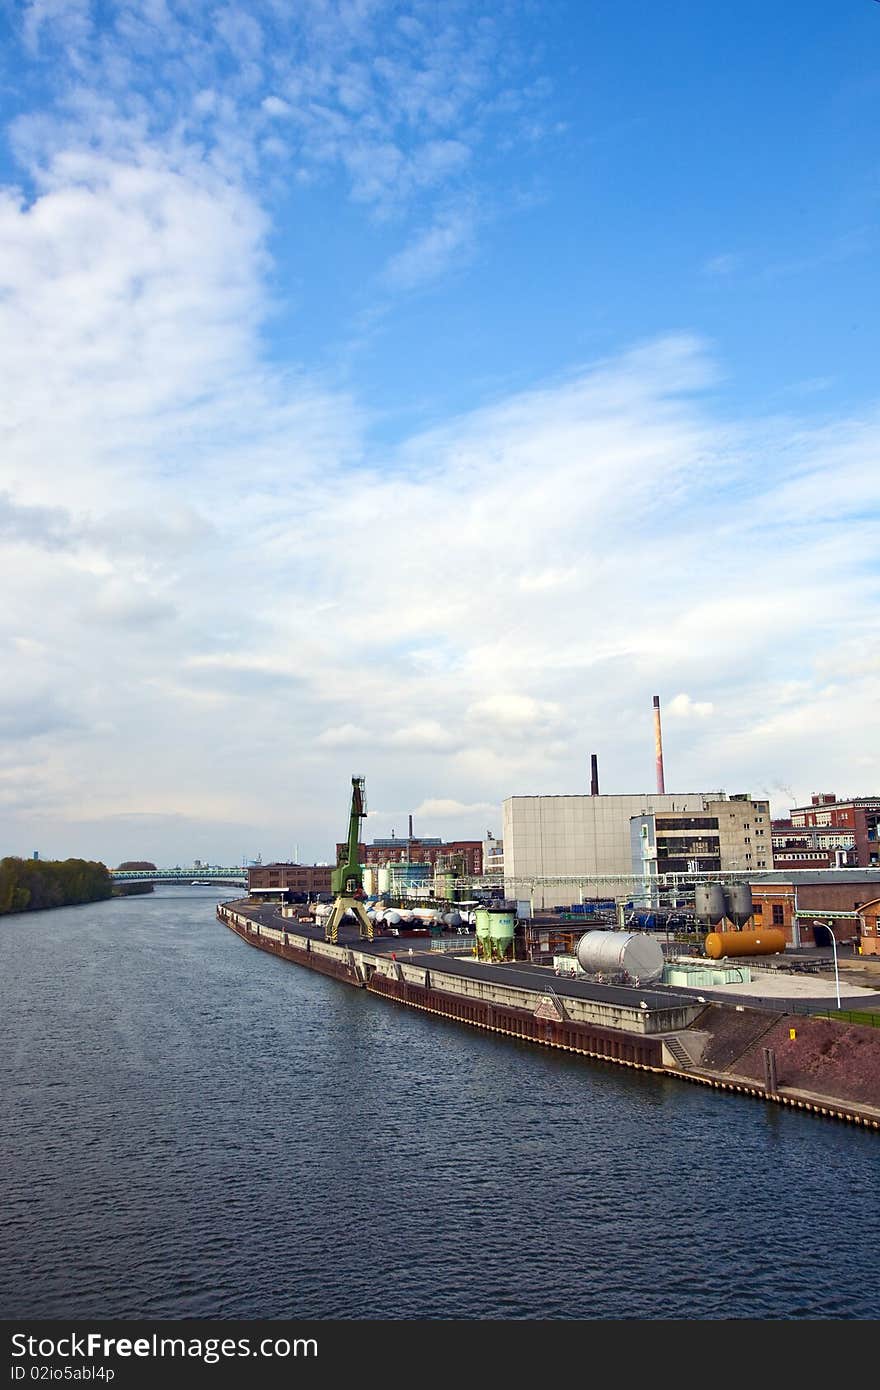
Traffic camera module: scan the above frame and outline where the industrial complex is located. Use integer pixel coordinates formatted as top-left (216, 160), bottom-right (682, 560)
top-left (222, 704), bottom-right (880, 1134)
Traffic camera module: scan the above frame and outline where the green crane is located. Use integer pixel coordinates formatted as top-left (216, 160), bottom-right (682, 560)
top-left (325, 775), bottom-right (373, 944)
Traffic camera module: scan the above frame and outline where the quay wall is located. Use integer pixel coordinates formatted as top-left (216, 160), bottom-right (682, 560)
top-left (217, 904), bottom-right (880, 1133)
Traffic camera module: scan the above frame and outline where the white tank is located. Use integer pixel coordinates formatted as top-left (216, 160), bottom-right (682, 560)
top-left (443, 910), bottom-right (462, 927)
top-left (383, 911), bottom-right (401, 926)
top-left (413, 908), bottom-right (440, 924)
top-left (575, 931), bottom-right (664, 985)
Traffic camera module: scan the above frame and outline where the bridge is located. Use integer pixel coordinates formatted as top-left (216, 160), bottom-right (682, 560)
top-left (111, 866), bottom-right (248, 887)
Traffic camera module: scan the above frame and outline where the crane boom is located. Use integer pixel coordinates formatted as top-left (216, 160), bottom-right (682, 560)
top-left (324, 776), bottom-right (373, 943)
top-left (331, 775), bottom-right (366, 897)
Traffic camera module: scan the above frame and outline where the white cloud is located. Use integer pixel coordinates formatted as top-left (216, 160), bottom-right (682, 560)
top-left (388, 721), bottom-right (459, 751)
top-left (316, 724), bottom-right (371, 748)
top-left (382, 208), bottom-right (475, 291)
top-left (467, 695), bottom-right (563, 731)
top-left (3, 7), bottom-right (879, 867)
top-left (262, 96), bottom-right (291, 117)
top-left (702, 252), bottom-right (742, 276)
top-left (666, 693), bottom-right (715, 720)
top-left (413, 799), bottom-right (498, 820)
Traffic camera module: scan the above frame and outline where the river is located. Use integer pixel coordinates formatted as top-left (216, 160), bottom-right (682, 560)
top-left (1, 885), bottom-right (875, 1320)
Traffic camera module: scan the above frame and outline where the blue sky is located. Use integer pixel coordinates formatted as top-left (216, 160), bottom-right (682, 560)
top-left (1, 1), bottom-right (878, 867)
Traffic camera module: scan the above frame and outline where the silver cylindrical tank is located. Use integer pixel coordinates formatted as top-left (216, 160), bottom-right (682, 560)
top-left (724, 882), bottom-right (753, 927)
top-left (575, 931), bottom-right (664, 985)
top-left (694, 882), bottom-right (727, 927)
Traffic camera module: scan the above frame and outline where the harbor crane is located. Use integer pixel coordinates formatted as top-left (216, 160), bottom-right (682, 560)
top-left (324, 775), bottom-right (374, 944)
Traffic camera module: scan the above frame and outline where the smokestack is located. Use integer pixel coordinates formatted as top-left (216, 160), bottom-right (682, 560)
top-left (590, 753), bottom-right (599, 796)
top-left (408, 813), bottom-right (413, 840)
top-left (653, 695), bottom-right (666, 794)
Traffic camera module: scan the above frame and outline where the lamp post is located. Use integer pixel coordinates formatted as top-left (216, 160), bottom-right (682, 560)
top-left (813, 920), bottom-right (841, 1011)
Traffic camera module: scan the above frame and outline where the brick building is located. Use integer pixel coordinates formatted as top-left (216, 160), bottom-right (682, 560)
top-left (335, 837), bottom-right (484, 876)
top-left (746, 870), bottom-right (880, 948)
top-left (857, 899), bottom-right (880, 957)
top-left (770, 821), bottom-right (858, 870)
top-left (779, 794), bottom-right (880, 868)
top-left (247, 863), bottom-right (332, 896)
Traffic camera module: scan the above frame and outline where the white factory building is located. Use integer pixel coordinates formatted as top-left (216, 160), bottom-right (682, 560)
top-left (502, 791), bottom-right (766, 908)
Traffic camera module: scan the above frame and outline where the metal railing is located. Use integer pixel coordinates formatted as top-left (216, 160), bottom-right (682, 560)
top-left (814, 1008), bottom-right (880, 1028)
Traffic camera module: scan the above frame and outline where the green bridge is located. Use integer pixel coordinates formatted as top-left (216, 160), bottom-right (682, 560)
top-left (111, 867), bottom-right (248, 886)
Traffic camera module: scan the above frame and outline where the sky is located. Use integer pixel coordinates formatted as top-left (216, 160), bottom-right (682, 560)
top-left (1, 0), bottom-right (879, 869)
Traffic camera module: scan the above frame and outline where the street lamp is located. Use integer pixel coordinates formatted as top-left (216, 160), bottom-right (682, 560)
top-left (813, 921), bottom-right (841, 1011)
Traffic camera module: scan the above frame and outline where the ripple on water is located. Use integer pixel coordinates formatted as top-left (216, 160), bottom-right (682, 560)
top-left (1, 888), bottom-right (876, 1320)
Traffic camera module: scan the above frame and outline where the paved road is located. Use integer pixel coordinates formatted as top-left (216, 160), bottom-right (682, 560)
top-left (232, 902), bottom-right (880, 1016)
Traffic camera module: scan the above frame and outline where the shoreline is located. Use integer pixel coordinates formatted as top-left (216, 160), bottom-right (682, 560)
top-left (218, 901), bottom-right (880, 1133)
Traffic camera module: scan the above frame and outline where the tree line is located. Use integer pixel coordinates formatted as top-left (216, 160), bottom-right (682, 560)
top-left (0, 857), bottom-right (114, 915)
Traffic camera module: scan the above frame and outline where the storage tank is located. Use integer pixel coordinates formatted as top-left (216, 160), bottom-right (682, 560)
top-left (442, 910), bottom-right (462, 929)
top-left (434, 872), bottom-right (456, 901)
top-left (705, 929), bottom-right (785, 959)
top-left (575, 931), bottom-right (664, 985)
top-left (377, 867), bottom-right (391, 895)
top-left (388, 862), bottom-right (432, 892)
top-left (694, 882), bottom-right (727, 927)
top-left (487, 909), bottom-right (516, 961)
top-left (413, 908), bottom-right (440, 925)
top-left (724, 882), bottom-right (753, 928)
top-left (475, 908), bottom-right (492, 960)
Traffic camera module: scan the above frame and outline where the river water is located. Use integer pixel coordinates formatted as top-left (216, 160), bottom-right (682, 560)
top-left (1, 885), bottom-right (875, 1321)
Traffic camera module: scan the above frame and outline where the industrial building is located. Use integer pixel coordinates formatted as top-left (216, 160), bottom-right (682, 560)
top-left (247, 863), bottom-right (332, 896)
top-left (746, 870), bottom-right (880, 948)
top-left (502, 790), bottom-right (771, 908)
top-left (776, 793), bottom-right (880, 868)
top-left (483, 832), bottom-right (504, 877)
top-left (337, 830), bottom-right (483, 876)
top-left (632, 794), bottom-right (773, 879)
top-left (858, 898), bottom-right (880, 956)
top-left (770, 822), bottom-right (858, 870)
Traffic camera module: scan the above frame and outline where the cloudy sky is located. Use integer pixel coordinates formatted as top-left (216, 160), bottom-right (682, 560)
top-left (2, 1), bottom-right (879, 868)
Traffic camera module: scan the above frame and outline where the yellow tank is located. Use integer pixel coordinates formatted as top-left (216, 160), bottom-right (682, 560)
top-left (705, 929), bottom-right (785, 959)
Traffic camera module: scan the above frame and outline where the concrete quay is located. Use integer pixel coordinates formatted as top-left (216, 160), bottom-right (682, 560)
top-left (217, 901), bottom-right (880, 1133)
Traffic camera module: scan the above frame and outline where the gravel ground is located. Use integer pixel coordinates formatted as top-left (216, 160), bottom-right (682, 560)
top-left (724, 1015), bottom-right (880, 1107)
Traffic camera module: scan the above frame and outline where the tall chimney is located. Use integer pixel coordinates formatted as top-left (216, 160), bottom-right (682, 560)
top-left (408, 813), bottom-right (413, 840)
top-left (590, 753), bottom-right (600, 796)
top-left (653, 695), bottom-right (666, 794)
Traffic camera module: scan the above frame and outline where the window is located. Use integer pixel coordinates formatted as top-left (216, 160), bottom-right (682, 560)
top-left (772, 905), bottom-right (784, 925)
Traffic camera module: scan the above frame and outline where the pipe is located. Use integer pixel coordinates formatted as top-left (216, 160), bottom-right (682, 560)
top-left (590, 753), bottom-right (599, 796)
top-left (653, 695), bottom-right (666, 794)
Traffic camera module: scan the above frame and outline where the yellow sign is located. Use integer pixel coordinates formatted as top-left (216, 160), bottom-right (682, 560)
top-left (789, 1028), bottom-right (796, 1040)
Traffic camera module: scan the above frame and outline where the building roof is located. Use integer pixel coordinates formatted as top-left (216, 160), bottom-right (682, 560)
top-left (748, 870), bottom-right (880, 885)
top-left (789, 797), bottom-right (880, 811)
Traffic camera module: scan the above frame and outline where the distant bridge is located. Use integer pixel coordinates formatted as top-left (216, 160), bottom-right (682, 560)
top-left (111, 867), bottom-right (248, 887)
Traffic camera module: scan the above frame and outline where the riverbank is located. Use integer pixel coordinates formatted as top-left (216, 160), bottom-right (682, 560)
top-left (219, 900), bottom-right (880, 1133)
top-left (0, 856), bottom-right (113, 915)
